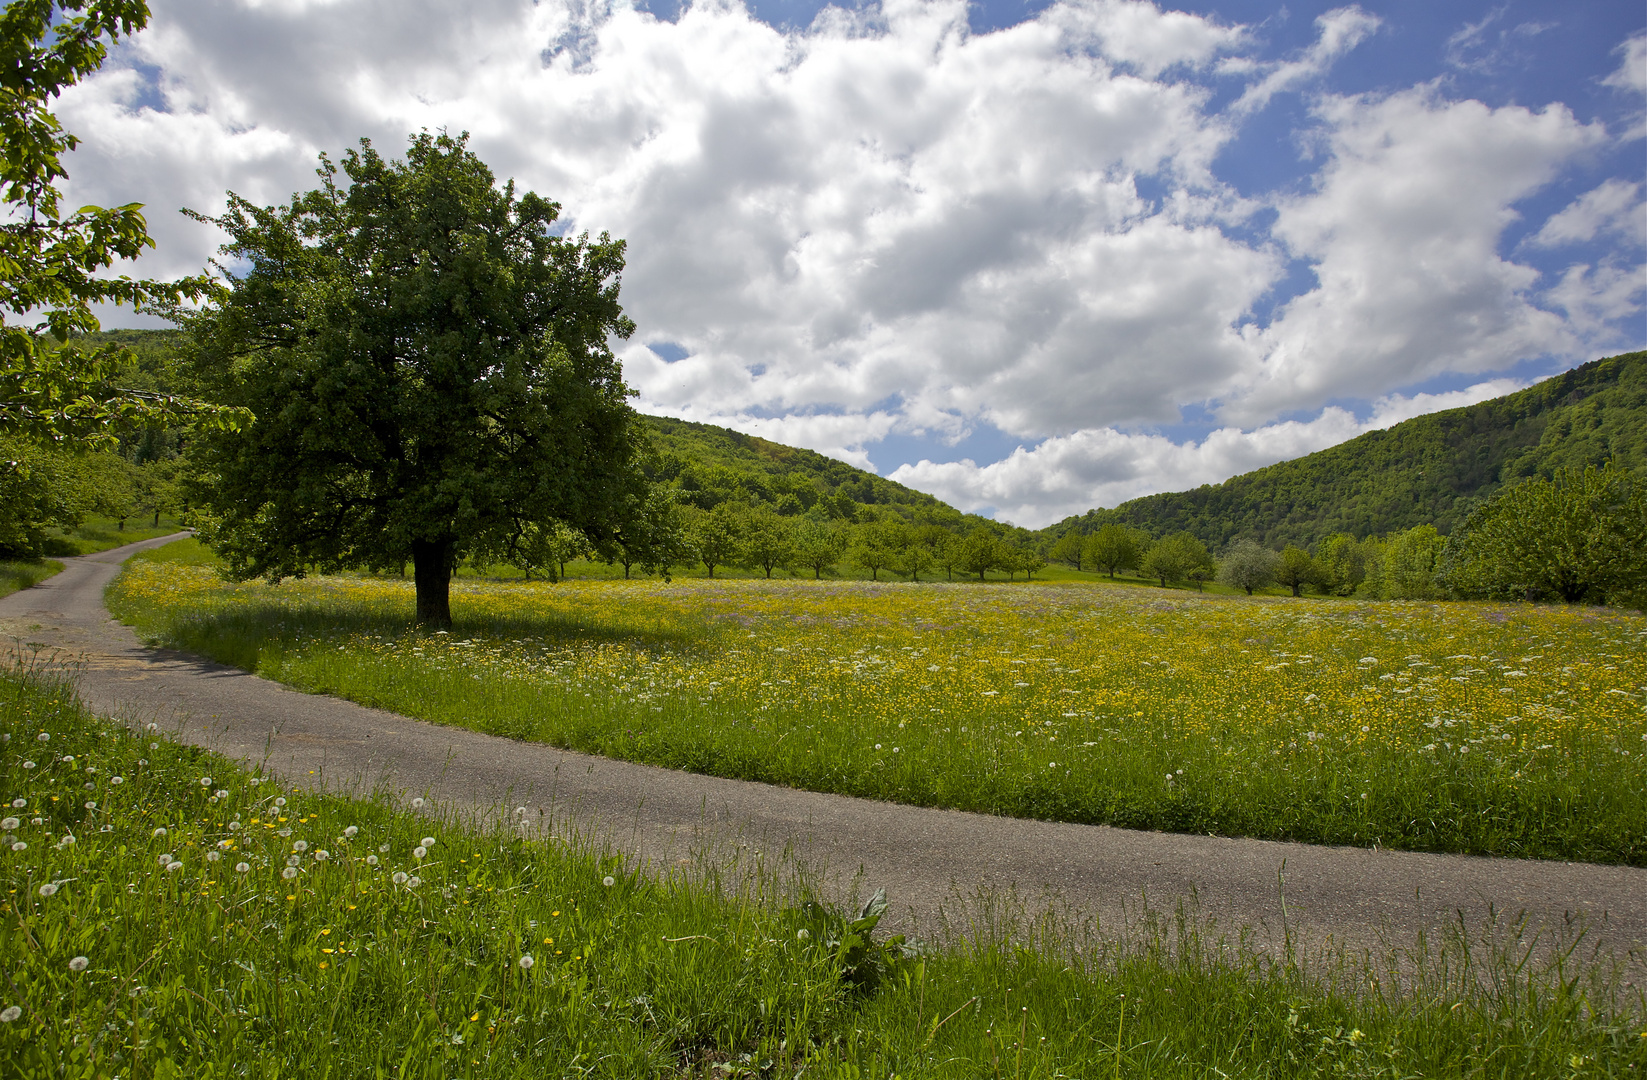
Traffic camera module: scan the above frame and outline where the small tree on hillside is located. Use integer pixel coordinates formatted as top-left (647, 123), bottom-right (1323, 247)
top-left (1049, 530), bottom-right (1084, 569)
top-left (691, 503), bottom-right (743, 578)
top-left (740, 508), bottom-right (795, 578)
top-left (1217, 539), bottom-right (1279, 595)
top-left (792, 518), bottom-right (843, 579)
top-left (956, 527), bottom-right (1003, 580)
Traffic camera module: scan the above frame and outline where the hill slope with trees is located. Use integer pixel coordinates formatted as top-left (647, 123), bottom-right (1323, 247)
top-left (1043, 351), bottom-right (1646, 550)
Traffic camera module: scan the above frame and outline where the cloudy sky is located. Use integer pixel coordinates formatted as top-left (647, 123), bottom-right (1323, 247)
top-left (63, 0), bottom-right (1646, 527)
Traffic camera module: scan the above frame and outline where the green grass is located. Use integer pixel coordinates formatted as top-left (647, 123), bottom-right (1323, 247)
top-left (0, 560), bottom-right (62, 602)
top-left (2, 661), bottom-right (1641, 1077)
top-left (39, 515), bottom-right (187, 558)
top-left (108, 542), bottom-right (1647, 866)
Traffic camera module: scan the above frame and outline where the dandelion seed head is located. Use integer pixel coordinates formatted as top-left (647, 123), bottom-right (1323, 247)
top-left (292, 840), bottom-right (308, 852)
top-left (21, 761), bottom-right (33, 769)
top-left (8, 799), bottom-right (21, 808)
top-left (796, 928), bottom-right (810, 941)
top-left (273, 798), bottom-right (286, 808)
top-left (109, 776), bottom-right (122, 785)
top-left (206, 850), bottom-right (221, 862)
top-left (167, 861), bottom-right (183, 872)
top-left (38, 883), bottom-right (57, 897)
top-left (158, 854), bottom-right (173, 865)
top-left (413, 846), bottom-right (427, 859)
top-left (282, 866), bottom-right (298, 880)
top-left (153, 827), bottom-right (166, 837)
top-left (36, 732), bottom-right (49, 742)
top-left (148, 743), bottom-right (158, 750)
top-left (286, 854), bottom-right (301, 867)
top-left (392, 871), bottom-right (408, 884)
top-left (420, 837), bottom-right (435, 848)
top-left (314, 849), bottom-right (329, 861)
top-left (0, 1007), bottom-right (20, 1022)
top-left (68, 956), bottom-right (88, 972)
top-left (602, 875), bottom-right (615, 887)
top-left (0, 818), bottom-right (16, 831)
top-left (407, 875), bottom-right (420, 887)
top-left (146, 723), bottom-right (158, 732)
top-left (235, 862), bottom-right (250, 873)
top-left (215, 790), bottom-right (229, 799)
top-left (9, 842), bottom-right (24, 852)
top-left (343, 826), bottom-right (358, 838)
top-left (411, 798), bottom-right (425, 809)
top-left (378, 843), bottom-right (391, 853)
top-left (366, 855), bottom-right (379, 866)
top-left (518, 954), bottom-right (534, 970)
top-left (83, 801), bottom-right (95, 810)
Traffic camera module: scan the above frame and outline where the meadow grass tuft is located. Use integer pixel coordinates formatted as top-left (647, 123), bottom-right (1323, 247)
top-left (0, 560), bottom-right (61, 602)
top-left (2, 660), bottom-right (1642, 1077)
top-left (109, 541), bottom-right (1647, 866)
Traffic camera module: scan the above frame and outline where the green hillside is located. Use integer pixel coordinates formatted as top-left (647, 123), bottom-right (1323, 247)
top-left (1044, 351), bottom-right (1647, 550)
top-left (642, 415), bottom-right (990, 528)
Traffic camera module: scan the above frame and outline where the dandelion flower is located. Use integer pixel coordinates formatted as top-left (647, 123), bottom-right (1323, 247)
top-left (235, 862), bottom-right (250, 873)
top-left (83, 801), bottom-right (96, 810)
top-left (0, 1007), bottom-right (20, 1022)
top-left (392, 872), bottom-right (409, 884)
top-left (292, 840), bottom-right (308, 852)
top-left (68, 956), bottom-right (88, 972)
top-left (158, 854), bottom-right (173, 865)
top-left (413, 846), bottom-right (427, 860)
top-left (274, 797), bottom-right (287, 808)
top-left (407, 875), bottom-right (421, 887)
top-left (343, 825), bottom-right (358, 838)
top-left (38, 883), bottom-right (58, 897)
top-left (282, 866), bottom-right (299, 880)
top-left (286, 855), bottom-right (301, 867)
top-left (8, 799), bottom-right (21, 808)
top-left (206, 850), bottom-right (222, 862)
top-left (36, 732), bottom-right (49, 742)
top-left (796, 928), bottom-right (810, 941)
top-left (602, 876), bottom-right (615, 887)
top-left (109, 777), bottom-right (122, 785)
top-left (411, 798), bottom-right (425, 809)
top-left (167, 861), bottom-right (183, 872)
top-left (21, 761), bottom-right (33, 769)
top-left (420, 837), bottom-right (435, 848)
top-left (366, 855), bottom-right (379, 866)
top-left (518, 954), bottom-right (534, 970)
top-left (314, 850), bottom-right (329, 862)
top-left (0, 818), bottom-right (16, 831)
top-left (153, 827), bottom-right (167, 838)
top-left (10, 842), bottom-right (24, 852)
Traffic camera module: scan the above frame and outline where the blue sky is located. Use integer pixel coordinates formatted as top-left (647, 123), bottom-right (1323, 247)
top-left (68, 0), bottom-right (1645, 525)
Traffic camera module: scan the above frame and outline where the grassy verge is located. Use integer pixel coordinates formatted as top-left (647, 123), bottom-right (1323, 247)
top-left (0, 560), bottom-right (62, 602)
top-left (40, 516), bottom-right (187, 558)
top-left (107, 541), bottom-right (1647, 865)
top-left (2, 662), bottom-right (1641, 1077)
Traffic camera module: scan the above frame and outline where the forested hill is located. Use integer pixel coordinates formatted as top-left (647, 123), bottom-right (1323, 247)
top-left (1044, 351), bottom-right (1646, 551)
top-left (642, 416), bottom-right (986, 529)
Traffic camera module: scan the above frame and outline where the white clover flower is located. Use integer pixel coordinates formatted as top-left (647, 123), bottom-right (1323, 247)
top-left (109, 777), bottom-right (122, 785)
top-left (0, 1006), bottom-right (20, 1022)
top-left (0, 818), bottom-right (16, 831)
top-left (392, 872), bottom-right (408, 884)
top-left (518, 954), bottom-right (534, 970)
top-left (38, 883), bottom-right (57, 897)
top-left (292, 840), bottom-right (308, 853)
top-left (602, 876), bottom-right (615, 888)
top-left (411, 798), bottom-right (425, 809)
top-left (343, 825), bottom-right (358, 838)
top-left (366, 854), bottom-right (379, 866)
top-left (413, 846), bottom-right (427, 860)
top-left (282, 866), bottom-right (298, 880)
top-left (68, 956), bottom-right (89, 972)
top-left (206, 850), bottom-right (222, 863)
top-left (420, 837), bottom-right (435, 848)
top-left (166, 861), bottom-right (183, 873)
top-left (153, 827), bottom-right (167, 838)
top-left (235, 862), bottom-right (250, 873)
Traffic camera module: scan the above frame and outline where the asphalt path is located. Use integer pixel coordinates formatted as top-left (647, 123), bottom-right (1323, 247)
top-left (5, 534), bottom-right (1643, 973)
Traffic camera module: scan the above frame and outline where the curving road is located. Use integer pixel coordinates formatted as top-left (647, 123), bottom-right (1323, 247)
top-left (5, 535), bottom-right (1643, 971)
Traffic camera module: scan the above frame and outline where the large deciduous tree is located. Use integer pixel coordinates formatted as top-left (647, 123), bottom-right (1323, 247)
top-left (1217, 538), bottom-right (1279, 595)
top-left (182, 132), bottom-right (649, 626)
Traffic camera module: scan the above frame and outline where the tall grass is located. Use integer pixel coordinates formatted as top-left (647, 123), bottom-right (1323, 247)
top-left (39, 515), bottom-right (186, 558)
top-left (0, 560), bottom-right (61, 601)
top-left (2, 661), bottom-right (1641, 1077)
top-left (108, 543), bottom-right (1647, 865)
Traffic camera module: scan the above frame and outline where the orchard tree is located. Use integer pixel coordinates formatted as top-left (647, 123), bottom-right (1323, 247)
top-left (1049, 529), bottom-right (1084, 569)
top-left (1439, 462), bottom-right (1645, 607)
top-left (690, 503), bottom-right (743, 578)
top-left (1379, 525), bottom-right (1444, 600)
top-left (1275, 546), bottom-right (1325, 597)
top-left (740, 507), bottom-right (795, 578)
top-left (1083, 524), bottom-right (1140, 579)
top-left (1217, 538), bottom-right (1279, 595)
top-left (0, 1), bottom-right (241, 445)
top-left (956, 526), bottom-right (1003, 581)
top-left (181, 133), bottom-right (648, 626)
top-left (792, 518), bottom-right (842, 579)
top-left (1140, 532), bottom-right (1210, 588)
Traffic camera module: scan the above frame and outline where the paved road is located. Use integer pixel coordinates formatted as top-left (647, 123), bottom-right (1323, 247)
top-left (5, 535), bottom-right (1643, 972)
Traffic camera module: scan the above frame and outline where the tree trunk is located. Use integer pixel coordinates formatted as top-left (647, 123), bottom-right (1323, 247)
top-left (412, 539), bottom-right (454, 628)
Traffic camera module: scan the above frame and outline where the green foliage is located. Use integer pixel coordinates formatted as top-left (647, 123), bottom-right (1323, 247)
top-left (1051, 352), bottom-right (1647, 550)
top-left (1083, 524), bottom-right (1142, 579)
top-left (0, 557), bottom-right (59, 599)
top-left (179, 132), bottom-right (649, 627)
top-left (1377, 525), bottom-right (1445, 600)
top-left (791, 518), bottom-right (844, 579)
top-left (1440, 462), bottom-right (1647, 608)
top-left (1276, 546), bottom-right (1326, 598)
top-left (1139, 532), bottom-right (1212, 588)
top-left (738, 506), bottom-right (796, 579)
top-left (0, 1), bottom-right (243, 445)
top-left (688, 503), bottom-right (743, 578)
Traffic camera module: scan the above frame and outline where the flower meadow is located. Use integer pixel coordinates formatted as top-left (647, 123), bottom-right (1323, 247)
top-left (3, 663), bottom-right (1643, 1077)
top-left (109, 545), bottom-right (1647, 865)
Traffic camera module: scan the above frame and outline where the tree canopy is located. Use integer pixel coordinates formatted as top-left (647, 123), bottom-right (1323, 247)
top-left (182, 132), bottom-right (649, 625)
